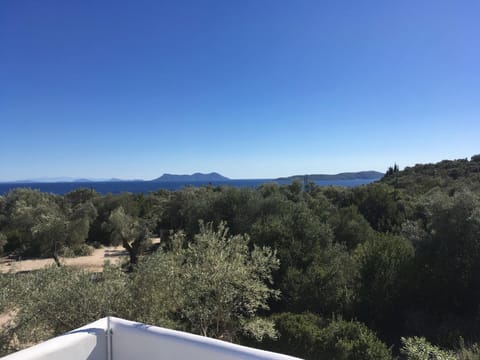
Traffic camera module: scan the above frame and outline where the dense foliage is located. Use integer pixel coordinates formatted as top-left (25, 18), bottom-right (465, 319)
top-left (1, 154), bottom-right (480, 359)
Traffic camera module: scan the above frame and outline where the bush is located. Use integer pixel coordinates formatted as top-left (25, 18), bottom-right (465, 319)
top-left (0, 265), bottom-right (131, 353)
top-left (456, 338), bottom-right (480, 360)
top-left (62, 244), bottom-right (94, 257)
top-left (131, 221), bottom-right (280, 342)
top-left (257, 312), bottom-right (324, 358)
top-left (400, 337), bottom-right (455, 360)
top-left (255, 313), bottom-right (393, 360)
top-left (318, 318), bottom-right (393, 360)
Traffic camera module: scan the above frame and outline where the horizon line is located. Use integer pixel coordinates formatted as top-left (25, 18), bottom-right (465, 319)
top-left (0, 170), bottom-right (386, 183)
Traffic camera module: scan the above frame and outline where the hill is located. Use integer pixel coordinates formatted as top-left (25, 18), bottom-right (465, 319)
top-left (277, 171), bottom-right (384, 182)
top-left (151, 172), bottom-right (230, 182)
top-left (381, 154), bottom-right (480, 193)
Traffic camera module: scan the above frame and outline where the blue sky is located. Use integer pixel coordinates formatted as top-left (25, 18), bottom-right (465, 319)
top-left (1, 0), bottom-right (479, 180)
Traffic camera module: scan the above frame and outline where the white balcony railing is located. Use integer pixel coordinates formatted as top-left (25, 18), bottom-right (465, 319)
top-left (1, 317), bottom-right (302, 360)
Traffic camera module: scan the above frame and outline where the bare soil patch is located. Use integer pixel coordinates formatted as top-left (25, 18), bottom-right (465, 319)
top-left (0, 237), bottom-right (161, 274)
top-left (0, 246), bottom-right (126, 274)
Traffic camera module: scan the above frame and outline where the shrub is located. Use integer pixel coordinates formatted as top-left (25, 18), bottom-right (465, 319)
top-left (0, 265), bottom-right (131, 353)
top-left (400, 336), bottom-right (455, 360)
top-left (131, 221), bottom-right (280, 342)
top-left (255, 313), bottom-right (393, 360)
top-left (62, 244), bottom-right (94, 257)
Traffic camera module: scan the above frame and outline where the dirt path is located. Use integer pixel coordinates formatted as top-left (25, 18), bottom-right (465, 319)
top-left (0, 238), bottom-right (160, 274)
top-left (0, 246), bottom-right (126, 274)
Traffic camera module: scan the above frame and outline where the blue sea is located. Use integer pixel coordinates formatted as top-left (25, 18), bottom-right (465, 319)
top-left (0, 178), bottom-right (379, 196)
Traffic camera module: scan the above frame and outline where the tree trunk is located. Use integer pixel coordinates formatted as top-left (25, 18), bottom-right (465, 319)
top-left (53, 252), bottom-right (61, 267)
top-left (123, 240), bottom-right (137, 271)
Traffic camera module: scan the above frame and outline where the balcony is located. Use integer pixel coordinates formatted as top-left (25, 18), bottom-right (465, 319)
top-left (1, 317), bottom-right (301, 360)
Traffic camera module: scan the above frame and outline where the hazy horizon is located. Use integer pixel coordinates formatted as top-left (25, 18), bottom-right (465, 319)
top-left (1, 169), bottom-right (387, 183)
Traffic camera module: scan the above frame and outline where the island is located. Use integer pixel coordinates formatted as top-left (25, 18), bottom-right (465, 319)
top-left (151, 172), bottom-right (230, 182)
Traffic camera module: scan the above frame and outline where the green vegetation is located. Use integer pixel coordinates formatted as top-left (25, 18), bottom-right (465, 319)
top-left (277, 170), bottom-right (384, 182)
top-left (131, 221), bottom-right (279, 341)
top-left (1, 154), bottom-right (480, 359)
top-left (253, 313), bottom-right (393, 359)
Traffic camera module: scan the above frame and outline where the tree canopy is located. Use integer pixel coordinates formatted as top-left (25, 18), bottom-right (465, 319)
top-left (2, 154), bottom-right (480, 358)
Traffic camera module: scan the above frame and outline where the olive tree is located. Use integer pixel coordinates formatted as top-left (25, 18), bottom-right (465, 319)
top-left (0, 265), bottom-right (130, 355)
top-left (103, 206), bottom-right (150, 269)
top-left (1, 189), bottom-right (96, 262)
top-left (131, 221), bottom-right (280, 342)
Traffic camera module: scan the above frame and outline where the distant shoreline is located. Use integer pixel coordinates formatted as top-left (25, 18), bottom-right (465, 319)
top-left (1, 170), bottom-right (384, 184)
top-left (0, 178), bottom-right (380, 196)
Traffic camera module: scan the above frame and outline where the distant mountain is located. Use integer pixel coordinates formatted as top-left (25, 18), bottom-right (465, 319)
top-left (277, 171), bottom-right (384, 182)
top-left (152, 172), bottom-right (230, 182)
top-left (3, 177), bottom-right (139, 183)
top-left (3, 171), bottom-right (383, 184)
top-left (9, 177), bottom-right (79, 183)
top-left (73, 178), bottom-right (138, 182)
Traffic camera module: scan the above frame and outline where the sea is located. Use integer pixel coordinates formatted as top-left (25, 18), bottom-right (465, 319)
top-left (0, 178), bottom-right (379, 196)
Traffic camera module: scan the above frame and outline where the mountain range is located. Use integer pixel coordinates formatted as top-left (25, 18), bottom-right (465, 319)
top-left (2, 171), bottom-right (384, 183)
top-left (5, 177), bottom-right (141, 183)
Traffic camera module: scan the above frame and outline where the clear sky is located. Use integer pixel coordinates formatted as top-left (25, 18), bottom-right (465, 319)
top-left (1, 0), bottom-right (479, 180)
